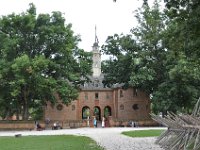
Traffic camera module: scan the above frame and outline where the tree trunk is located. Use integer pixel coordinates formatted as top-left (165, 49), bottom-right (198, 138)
top-left (22, 86), bottom-right (29, 120)
top-left (16, 98), bottom-right (20, 120)
top-left (16, 108), bottom-right (19, 120)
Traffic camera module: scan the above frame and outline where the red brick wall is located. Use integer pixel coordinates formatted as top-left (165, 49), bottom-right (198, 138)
top-left (0, 121), bottom-right (45, 130)
top-left (116, 88), bottom-right (150, 121)
top-left (45, 100), bottom-right (77, 121)
top-left (44, 87), bottom-right (151, 125)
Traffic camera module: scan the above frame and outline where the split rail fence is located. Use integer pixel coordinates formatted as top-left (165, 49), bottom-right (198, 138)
top-left (151, 98), bottom-right (200, 150)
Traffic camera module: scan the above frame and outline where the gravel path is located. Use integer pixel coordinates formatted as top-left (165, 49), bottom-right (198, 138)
top-left (0, 127), bottom-right (165, 150)
top-left (79, 128), bottom-right (165, 150)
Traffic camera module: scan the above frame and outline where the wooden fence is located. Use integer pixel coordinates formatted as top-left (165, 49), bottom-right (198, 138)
top-left (151, 98), bottom-right (200, 150)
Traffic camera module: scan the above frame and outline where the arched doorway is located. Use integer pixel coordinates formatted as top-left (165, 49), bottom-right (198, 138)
top-left (104, 106), bottom-right (112, 117)
top-left (82, 106), bottom-right (90, 119)
top-left (93, 106), bottom-right (101, 121)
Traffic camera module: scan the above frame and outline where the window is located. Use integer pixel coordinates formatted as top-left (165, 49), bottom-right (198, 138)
top-left (106, 93), bottom-right (109, 99)
top-left (72, 105), bottom-right (75, 111)
top-left (85, 93), bottom-right (88, 100)
top-left (132, 104), bottom-right (139, 110)
top-left (120, 90), bottom-right (123, 97)
top-left (56, 104), bottom-right (63, 111)
top-left (120, 104), bottom-right (124, 110)
top-left (95, 93), bottom-right (99, 99)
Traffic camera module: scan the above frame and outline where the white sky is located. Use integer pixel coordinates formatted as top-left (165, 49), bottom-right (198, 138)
top-left (0, 0), bottom-right (144, 59)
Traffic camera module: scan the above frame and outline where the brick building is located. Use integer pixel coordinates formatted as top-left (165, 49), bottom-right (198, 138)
top-left (44, 30), bottom-right (151, 127)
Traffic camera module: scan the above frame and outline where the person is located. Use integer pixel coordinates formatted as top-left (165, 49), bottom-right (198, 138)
top-left (45, 118), bottom-right (50, 129)
top-left (87, 116), bottom-right (90, 127)
top-left (93, 117), bottom-right (97, 128)
top-left (52, 122), bottom-right (58, 130)
top-left (56, 121), bottom-right (62, 129)
top-left (34, 120), bottom-right (38, 130)
top-left (52, 121), bottom-right (62, 130)
top-left (131, 121), bottom-right (135, 127)
top-left (45, 118), bottom-right (50, 124)
top-left (35, 121), bottom-right (42, 131)
top-left (102, 117), bottom-right (105, 128)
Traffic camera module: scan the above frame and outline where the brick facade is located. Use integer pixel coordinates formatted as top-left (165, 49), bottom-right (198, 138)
top-left (44, 87), bottom-right (151, 126)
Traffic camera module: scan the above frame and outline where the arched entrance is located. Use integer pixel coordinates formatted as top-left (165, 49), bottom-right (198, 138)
top-left (104, 106), bottom-right (112, 117)
top-left (93, 106), bottom-right (101, 121)
top-left (82, 106), bottom-right (90, 119)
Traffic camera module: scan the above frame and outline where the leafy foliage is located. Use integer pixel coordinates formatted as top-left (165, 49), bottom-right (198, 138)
top-left (0, 3), bottom-right (92, 120)
top-left (103, 0), bottom-right (200, 114)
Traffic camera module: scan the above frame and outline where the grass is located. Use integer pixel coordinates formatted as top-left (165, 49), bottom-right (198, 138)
top-left (0, 135), bottom-right (104, 150)
top-left (122, 129), bottom-right (165, 138)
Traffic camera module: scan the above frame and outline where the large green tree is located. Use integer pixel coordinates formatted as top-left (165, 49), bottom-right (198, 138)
top-left (103, 0), bottom-right (200, 115)
top-left (149, 0), bottom-right (200, 114)
top-left (0, 3), bottom-right (92, 120)
top-left (102, 1), bottom-right (166, 91)
top-left (101, 34), bottom-right (137, 87)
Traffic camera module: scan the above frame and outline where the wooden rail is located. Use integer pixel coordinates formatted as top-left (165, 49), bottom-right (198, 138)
top-left (151, 97), bottom-right (200, 150)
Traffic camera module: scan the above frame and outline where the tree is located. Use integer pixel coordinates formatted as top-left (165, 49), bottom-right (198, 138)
top-left (0, 3), bottom-right (92, 120)
top-left (102, 0), bottom-right (166, 93)
top-left (104, 0), bottom-right (200, 114)
top-left (130, 1), bottom-right (167, 93)
top-left (151, 0), bottom-right (200, 114)
top-left (101, 34), bottom-right (136, 87)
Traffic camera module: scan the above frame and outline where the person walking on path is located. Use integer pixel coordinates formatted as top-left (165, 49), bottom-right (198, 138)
top-left (102, 117), bottom-right (105, 128)
top-left (93, 117), bottom-right (97, 128)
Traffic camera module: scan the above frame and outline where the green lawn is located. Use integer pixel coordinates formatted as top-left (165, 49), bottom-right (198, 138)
top-left (122, 129), bottom-right (165, 138)
top-left (0, 135), bottom-right (104, 150)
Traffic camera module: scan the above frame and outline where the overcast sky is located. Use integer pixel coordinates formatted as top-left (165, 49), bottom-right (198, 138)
top-left (0, 0), bottom-right (144, 58)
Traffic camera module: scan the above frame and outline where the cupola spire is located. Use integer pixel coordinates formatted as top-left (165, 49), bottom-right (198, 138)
top-left (92, 25), bottom-right (101, 77)
top-left (93, 25), bottom-right (99, 47)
